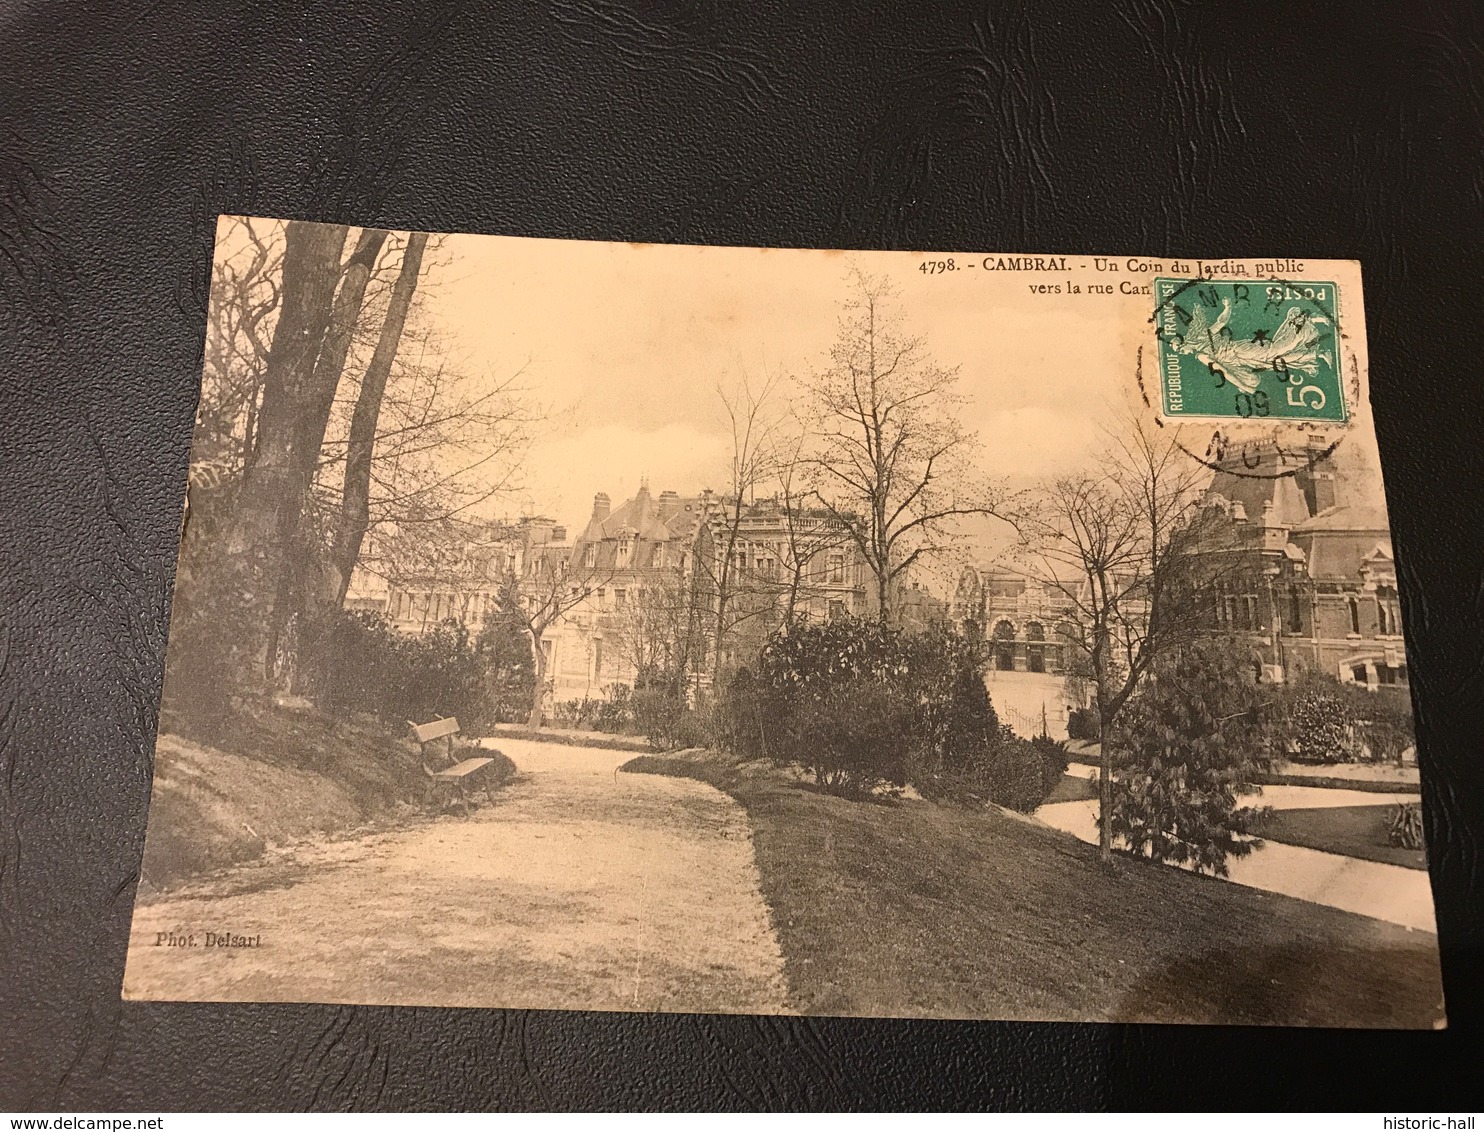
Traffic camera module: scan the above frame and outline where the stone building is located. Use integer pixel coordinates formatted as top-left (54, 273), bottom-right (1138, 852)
top-left (538, 485), bottom-right (711, 703)
top-left (543, 485), bottom-right (873, 702)
top-left (945, 437), bottom-right (1409, 738)
top-left (951, 562), bottom-right (1085, 738)
top-left (1196, 439), bottom-right (1407, 696)
top-left (343, 516), bottom-right (564, 635)
top-left (345, 483), bottom-right (888, 709)
top-left (951, 566), bottom-right (1079, 675)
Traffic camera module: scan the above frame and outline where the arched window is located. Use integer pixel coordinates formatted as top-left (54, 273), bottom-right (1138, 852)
top-left (1289, 587), bottom-right (1304, 634)
top-left (993, 621), bottom-right (1016, 671)
top-left (1348, 595), bottom-right (1361, 635)
top-left (1026, 622), bottom-right (1046, 673)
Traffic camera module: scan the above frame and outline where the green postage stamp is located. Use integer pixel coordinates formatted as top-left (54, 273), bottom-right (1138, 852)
top-left (1154, 277), bottom-right (1347, 422)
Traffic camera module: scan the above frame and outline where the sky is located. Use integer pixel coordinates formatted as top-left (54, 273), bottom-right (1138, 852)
top-left (224, 226), bottom-right (1375, 559)
top-left (424, 236), bottom-right (1170, 536)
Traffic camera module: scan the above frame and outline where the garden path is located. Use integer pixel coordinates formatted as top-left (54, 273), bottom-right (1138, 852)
top-left (123, 738), bottom-right (791, 1012)
top-left (1035, 784), bottom-right (1436, 932)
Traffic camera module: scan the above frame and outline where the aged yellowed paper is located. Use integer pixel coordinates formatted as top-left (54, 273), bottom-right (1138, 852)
top-left (124, 223), bottom-right (1441, 1026)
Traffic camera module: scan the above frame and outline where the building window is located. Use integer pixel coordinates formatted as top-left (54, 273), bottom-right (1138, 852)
top-left (1349, 595), bottom-right (1361, 635)
top-left (1026, 622), bottom-right (1046, 674)
top-left (584, 543), bottom-right (596, 568)
top-left (1221, 594), bottom-right (1237, 627)
top-left (1377, 585), bottom-right (1400, 636)
top-left (1289, 587), bottom-right (1303, 634)
top-left (1244, 595), bottom-right (1259, 631)
top-left (614, 588), bottom-right (627, 610)
top-left (993, 621), bottom-right (1016, 671)
top-left (617, 538), bottom-right (631, 567)
top-left (828, 554), bottom-right (845, 584)
top-left (828, 599), bottom-right (846, 621)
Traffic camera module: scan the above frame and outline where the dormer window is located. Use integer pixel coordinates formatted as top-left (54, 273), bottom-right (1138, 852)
top-left (617, 537), bottom-right (632, 566)
top-left (584, 543), bottom-right (597, 568)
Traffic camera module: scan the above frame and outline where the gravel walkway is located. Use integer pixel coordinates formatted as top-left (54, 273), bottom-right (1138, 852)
top-left (123, 738), bottom-right (791, 1013)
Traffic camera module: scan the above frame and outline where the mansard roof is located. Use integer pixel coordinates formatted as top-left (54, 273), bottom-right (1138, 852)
top-left (572, 486), bottom-right (708, 572)
top-left (1205, 461), bottom-right (1313, 528)
top-left (1291, 501), bottom-right (1391, 534)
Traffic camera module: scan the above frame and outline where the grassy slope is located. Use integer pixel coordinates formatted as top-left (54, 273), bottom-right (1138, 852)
top-left (1259, 805), bottom-right (1427, 870)
top-left (625, 752), bottom-right (1444, 1028)
top-left (142, 703), bottom-right (514, 888)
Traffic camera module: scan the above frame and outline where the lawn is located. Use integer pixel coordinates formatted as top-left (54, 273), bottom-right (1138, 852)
top-left (1258, 805), bottom-right (1428, 870)
top-left (624, 751), bottom-right (1444, 1027)
top-left (1043, 769), bottom-right (1100, 803)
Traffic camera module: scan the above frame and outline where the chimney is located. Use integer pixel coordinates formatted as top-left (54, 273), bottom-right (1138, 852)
top-left (520, 515), bottom-right (555, 546)
top-left (658, 490), bottom-right (679, 517)
top-left (592, 492), bottom-right (611, 521)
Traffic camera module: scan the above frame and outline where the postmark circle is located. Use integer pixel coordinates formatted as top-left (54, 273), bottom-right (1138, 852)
top-left (1137, 276), bottom-right (1357, 481)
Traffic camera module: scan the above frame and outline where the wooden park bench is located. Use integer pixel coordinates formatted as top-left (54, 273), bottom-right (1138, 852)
top-left (408, 716), bottom-right (498, 817)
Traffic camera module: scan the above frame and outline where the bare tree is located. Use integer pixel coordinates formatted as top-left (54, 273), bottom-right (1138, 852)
top-left (196, 217), bottom-right (283, 476)
top-left (221, 220), bottom-right (349, 682)
top-left (328, 230), bottom-right (429, 605)
top-left (264, 227), bottom-right (393, 669)
top-left (802, 267), bottom-right (1005, 623)
top-left (186, 221), bottom-right (535, 702)
top-left (700, 369), bottom-right (783, 683)
top-left (502, 550), bottom-right (614, 728)
top-left (611, 573), bottom-right (707, 687)
top-left (773, 428), bottom-right (855, 630)
top-left (1024, 413), bottom-right (1219, 864)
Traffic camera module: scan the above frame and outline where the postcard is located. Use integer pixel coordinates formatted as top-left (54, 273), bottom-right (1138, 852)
top-left (123, 220), bottom-right (1443, 1026)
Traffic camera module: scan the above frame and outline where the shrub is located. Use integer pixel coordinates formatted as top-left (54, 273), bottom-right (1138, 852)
top-left (632, 684), bottom-right (688, 748)
top-left (1283, 682), bottom-right (1358, 764)
top-left (305, 609), bottom-right (516, 732)
top-left (1031, 734), bottom-right (1072, 797)
top-left (716, 667), bottom-right (772, 760)
top-left (717, 616), bottom-right (1063, 809)
top-left (1069, 708), bottom-right (1100, 741)
top-left (1108, 640), bottom-right (1276, 876)
top-left (917, 727), bottom-right (1069, 813)
top-left (473, 614), bottom-right (536, 725)
top-left (779, 680), bottom-right (915, 796)
top-left (1389, 801), bottom-right (1424, 850)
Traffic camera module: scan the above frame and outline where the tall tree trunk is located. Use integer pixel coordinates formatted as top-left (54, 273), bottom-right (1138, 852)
top-left (266, 227), bottom-right (389, 679)
top-left (1098, 708), bottom-right (1112, 864)
top-left (527, 629), bottom-right (548, 728)
top-left (221, 220), bottom-right (348, 686)
top-left (329, 231), bottom-right (429, 607)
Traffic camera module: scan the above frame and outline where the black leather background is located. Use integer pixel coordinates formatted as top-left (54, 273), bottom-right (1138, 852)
top-left (2, 0), bottom-right (1482, 1111)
